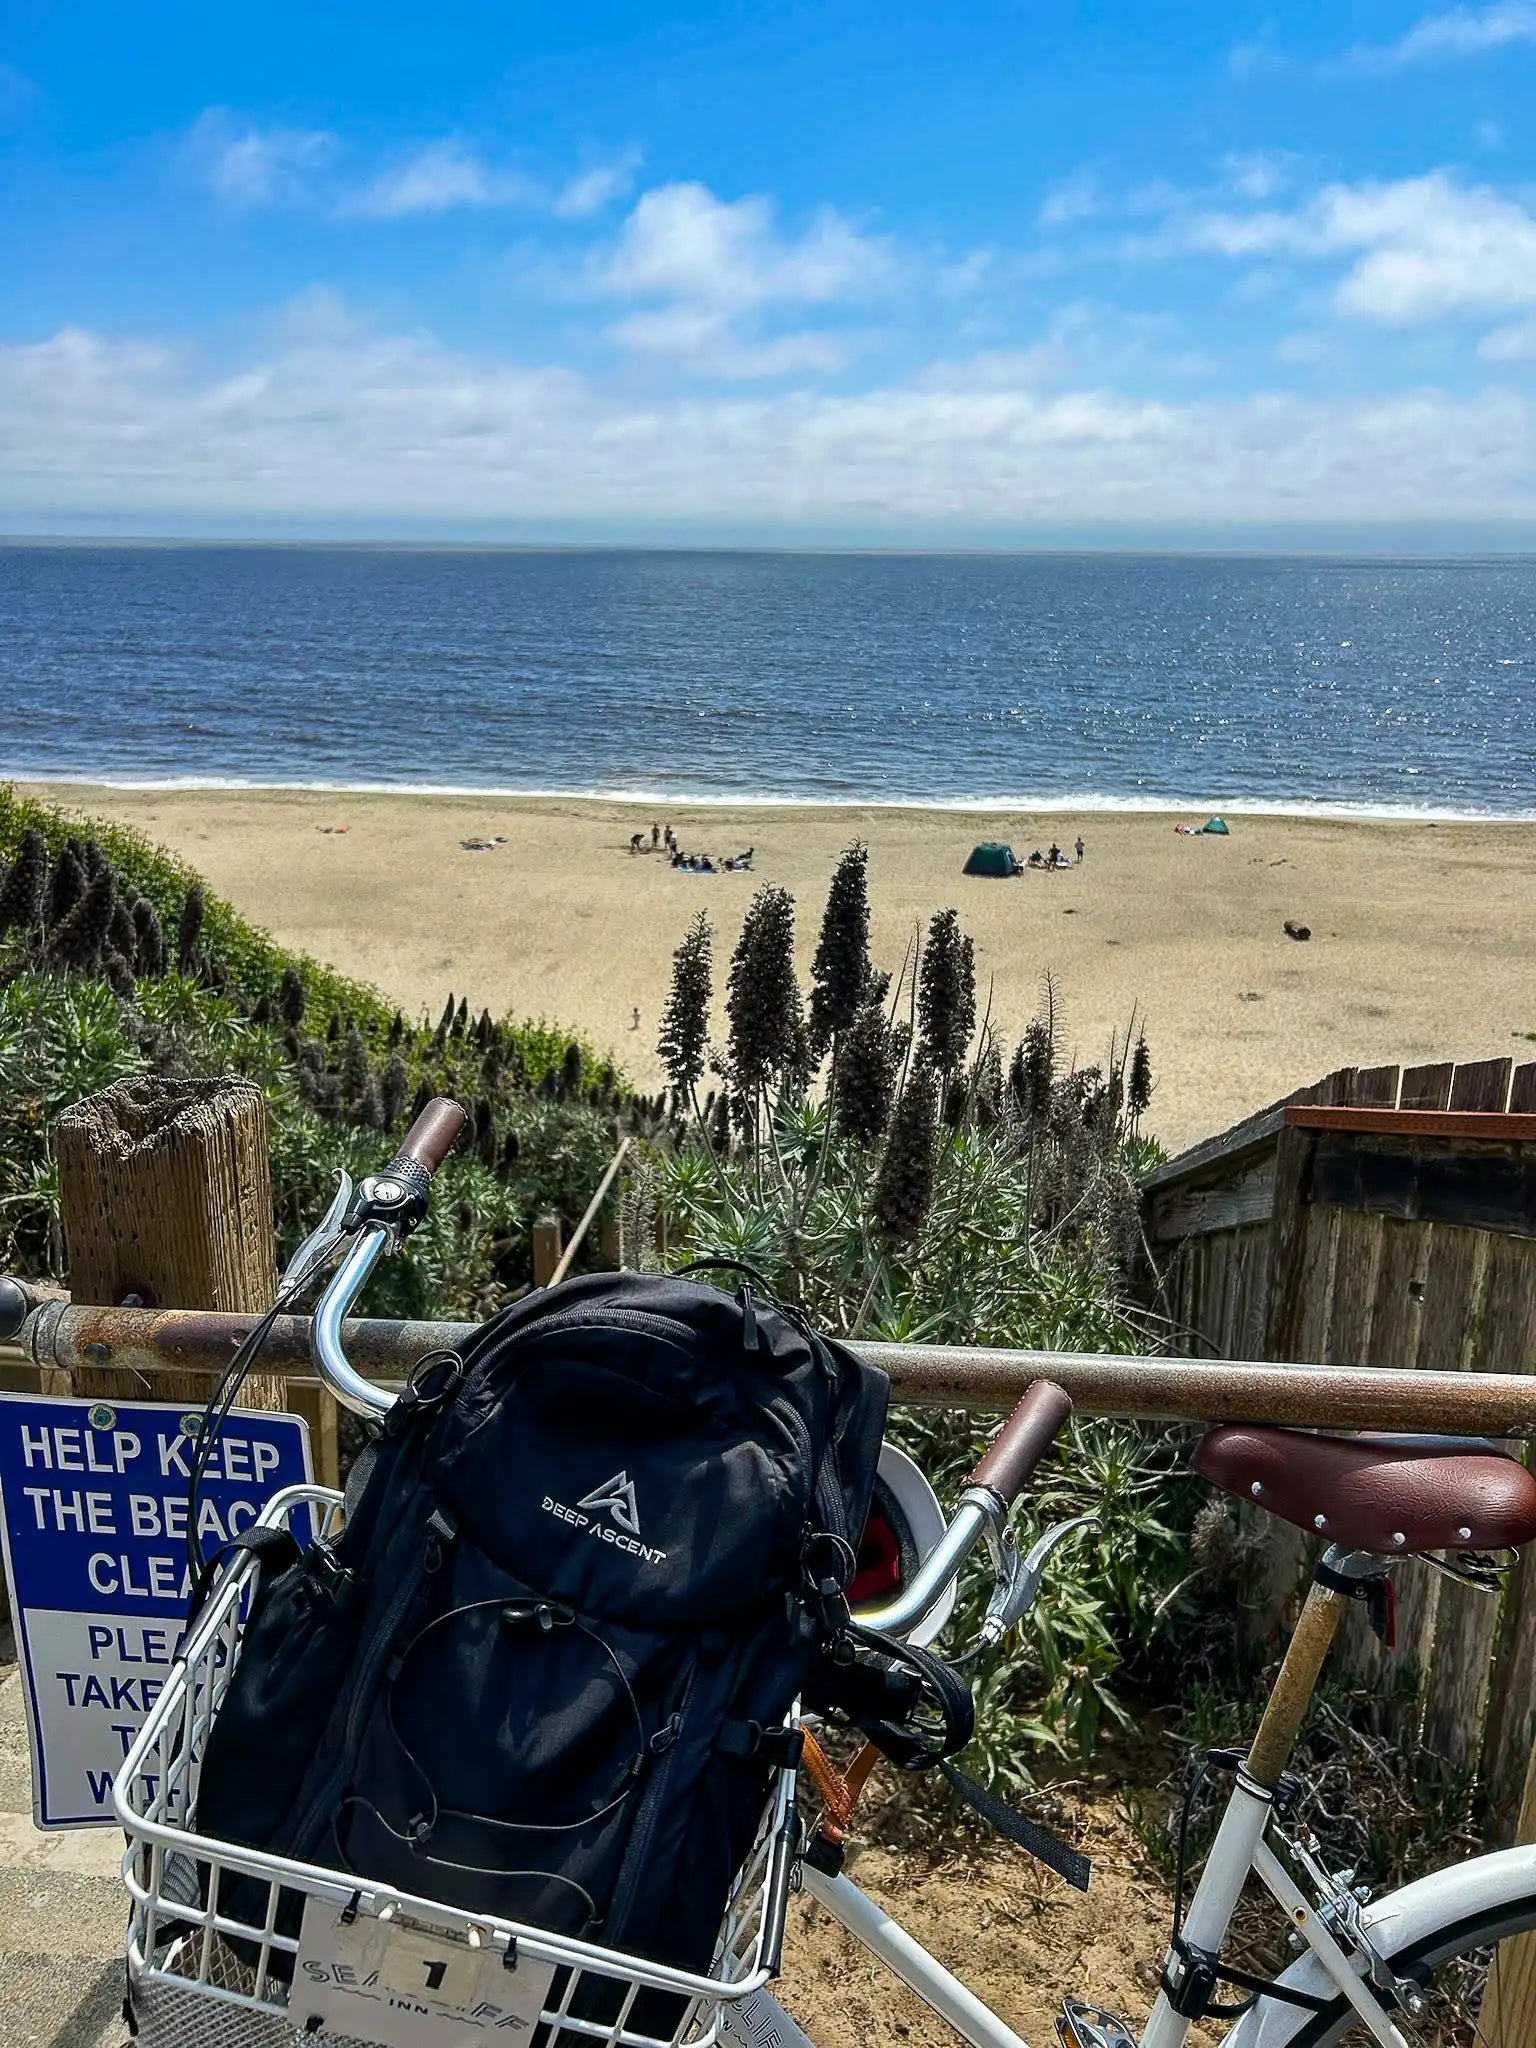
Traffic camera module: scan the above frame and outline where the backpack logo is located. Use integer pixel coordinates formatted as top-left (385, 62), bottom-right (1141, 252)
top-left (577, 1470), bottom-right (642, 1536)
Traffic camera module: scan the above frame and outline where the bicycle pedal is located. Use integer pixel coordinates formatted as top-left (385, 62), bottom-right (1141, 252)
top-left (1056, 1998), bottom-right (1137, 2048)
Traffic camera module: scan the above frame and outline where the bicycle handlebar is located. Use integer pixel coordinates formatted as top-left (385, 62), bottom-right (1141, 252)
top-left (385, 1096), bottom-right (467, 1179)
top-left (968, 1380), bottom-right (1072, 1505)
top-left (853, 1378), bottom-right (1073, 1636)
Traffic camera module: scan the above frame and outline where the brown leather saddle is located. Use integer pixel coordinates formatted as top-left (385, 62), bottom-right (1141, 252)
top-left (1194, 1426), bottom-right (1536, 1555)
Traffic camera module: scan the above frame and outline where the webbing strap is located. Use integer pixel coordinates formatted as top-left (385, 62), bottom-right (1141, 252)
top-left (939, 1762), bottom-right (1092, 1893)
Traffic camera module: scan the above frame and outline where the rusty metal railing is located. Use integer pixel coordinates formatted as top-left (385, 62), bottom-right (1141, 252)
top-left (4, 1278), bottom-right (1534, 1435)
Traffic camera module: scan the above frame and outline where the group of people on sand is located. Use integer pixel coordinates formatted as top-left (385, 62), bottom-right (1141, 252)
top-left (1025, 836), bottom-right (1085, 872)
top-left (627, 822), bottom-right (753, 872)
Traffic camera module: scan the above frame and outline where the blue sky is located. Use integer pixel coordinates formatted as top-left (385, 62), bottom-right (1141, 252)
top-left (5, 1), bottom-right (1536, 543)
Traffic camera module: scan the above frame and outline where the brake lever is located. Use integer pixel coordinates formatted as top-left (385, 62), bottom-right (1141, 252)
top-left (979, 1513), bottom-right (1100, 1649)
top-left (280, 1168), bottom-right (356, 1293)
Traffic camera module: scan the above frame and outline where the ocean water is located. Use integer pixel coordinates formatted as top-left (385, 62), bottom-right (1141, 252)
top-left (1, 544), bottom-right (1532, 815)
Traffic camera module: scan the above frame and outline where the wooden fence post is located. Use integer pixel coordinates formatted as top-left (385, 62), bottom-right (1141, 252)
top-left (532, 1214), bottom-right (564, 1288)
top-left (55, 1073), bottom-right (301, 1427)
top-left (1477, 1740), bottom-right (1536, 2043)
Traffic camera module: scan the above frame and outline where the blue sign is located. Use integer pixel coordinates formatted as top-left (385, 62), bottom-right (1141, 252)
top-left (0, 1392), bottom-right (311, 1827)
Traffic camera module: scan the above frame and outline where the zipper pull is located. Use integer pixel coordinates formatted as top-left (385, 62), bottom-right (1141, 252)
top-left (649, 1710), bottom-right (683, 1756)
top-left (737, 1285), bottom-right (759, 1351)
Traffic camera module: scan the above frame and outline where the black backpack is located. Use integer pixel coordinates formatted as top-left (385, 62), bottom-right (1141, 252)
top-left (193, 1268), bottom-right (888, 1977)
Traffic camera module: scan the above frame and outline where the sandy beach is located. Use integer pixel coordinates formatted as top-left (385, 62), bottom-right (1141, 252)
top-left (20, 783), bottom-right (1536, 1154)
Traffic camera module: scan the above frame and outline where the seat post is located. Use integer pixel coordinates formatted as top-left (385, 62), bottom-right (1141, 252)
top-left (1244, 1549), bottom-right (1363, 1788)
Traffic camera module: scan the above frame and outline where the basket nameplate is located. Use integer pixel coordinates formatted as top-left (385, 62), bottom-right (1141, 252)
top-left (293, 1896), bottom-right (555, 2044)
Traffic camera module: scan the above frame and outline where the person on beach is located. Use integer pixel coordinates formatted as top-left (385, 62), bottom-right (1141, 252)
top-left (651, 823), bottom-right (660, 849)
top-left (631, 1006), bottom-right (641, 1029)
top-left (1075, 835), bottom-right (1085, 863)
top-left (629, 832), bottom-right (644, 855)
top-left (1047, 842), bottom-right (1062, 868)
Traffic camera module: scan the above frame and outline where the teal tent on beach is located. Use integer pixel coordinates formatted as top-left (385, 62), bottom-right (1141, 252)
top-left (1201, 817), bottom-right (1230, 835)
top-left (963, 842), bottom-right (1020, 877)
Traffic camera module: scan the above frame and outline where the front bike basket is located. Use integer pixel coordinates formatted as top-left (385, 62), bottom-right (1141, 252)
top-left (114, 1484), bottom-right (800, 2048)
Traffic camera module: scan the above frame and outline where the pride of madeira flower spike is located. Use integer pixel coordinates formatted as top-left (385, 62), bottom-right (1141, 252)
top-left (658, 910), bottom-right (713, 1098)
top-left (808, 840), bottom-right (870, 1061)
top-left (0, 828), bottom-right (49, 940)
top-left (726, 886), bottom-right (803, 1096)
top-left (832, 999), bottom-right (898, 1148)
top-left (917, 907), bottom-right (976, 1075)
top-left (872, 1064), bottom-right (939, 1245)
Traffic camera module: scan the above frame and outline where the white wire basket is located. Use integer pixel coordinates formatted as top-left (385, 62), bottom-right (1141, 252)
top-left (115, 1484), bottom-right (802, 2048)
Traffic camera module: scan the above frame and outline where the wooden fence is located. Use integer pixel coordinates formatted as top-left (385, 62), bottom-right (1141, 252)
top-left (1146, 1052), bottom-right (1536, 1835)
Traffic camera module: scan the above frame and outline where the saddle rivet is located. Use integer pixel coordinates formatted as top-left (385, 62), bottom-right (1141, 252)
top-left (1250, 1481), bottom-right (1263, 1497)
top-left (1314, 1514), bottom-right (1327, 1530)
top-left (1392, 1532), bottom-right (1406, 1546)
top-left (1458, 1526), bottom-right (1473, 1542)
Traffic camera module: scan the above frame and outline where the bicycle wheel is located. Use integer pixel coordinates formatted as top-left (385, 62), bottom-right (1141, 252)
top-left (1288, 1901), bottom-right (1536, 2046)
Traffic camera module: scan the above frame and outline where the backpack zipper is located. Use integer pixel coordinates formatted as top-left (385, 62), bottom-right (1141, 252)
top-left (603, 1659), bottom-right (700, 1938)
top-left (283, 1514), bottom-right (446, 1858)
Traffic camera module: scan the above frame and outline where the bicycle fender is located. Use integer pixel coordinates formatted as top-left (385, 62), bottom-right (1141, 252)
top-left (1228, 1841), bottom-right (1536, 2046)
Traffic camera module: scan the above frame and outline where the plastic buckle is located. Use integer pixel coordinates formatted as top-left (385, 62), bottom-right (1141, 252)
top-left (1162, 1938), bottom-right (1221, 2019)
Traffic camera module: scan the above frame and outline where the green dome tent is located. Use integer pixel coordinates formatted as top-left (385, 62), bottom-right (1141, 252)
top-left (1201, 816), bottom-right (1230, 835)
top-left (963, 841), bottom-right (1020, 877)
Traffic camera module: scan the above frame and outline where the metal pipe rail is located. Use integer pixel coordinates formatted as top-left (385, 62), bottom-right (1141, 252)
top-left (6, 1280), bottom-right (1536, 1435)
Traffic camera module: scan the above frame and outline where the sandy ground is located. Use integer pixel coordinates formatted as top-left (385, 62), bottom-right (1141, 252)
top-left (779, 1775), bottom-right (1197, 2048)
top-left (21, 783), bottom-right (1536, 1153)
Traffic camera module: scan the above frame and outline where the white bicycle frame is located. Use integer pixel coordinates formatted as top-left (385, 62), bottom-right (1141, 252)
top-left (161, 1178), bottom-right (1536, 2048)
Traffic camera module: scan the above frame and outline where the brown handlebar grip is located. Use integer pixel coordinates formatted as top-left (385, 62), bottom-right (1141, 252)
top-left (388, 1097), bottom-right (467, 1177)
top-left (968, 1380), bottom-right (1073, 1506)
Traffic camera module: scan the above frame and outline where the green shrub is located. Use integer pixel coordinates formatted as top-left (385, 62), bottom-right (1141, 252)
top-left (632, 846), bottom-right (1198, 1774)
top-left (0, 789), bottom-right (626, 1312)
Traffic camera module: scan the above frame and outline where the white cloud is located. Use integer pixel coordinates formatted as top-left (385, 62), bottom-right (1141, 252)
top-left (1361, 1), bottom-right (1536, 64)
top-left (600, 182), bottom-right (890, 310)
top-left (341, 141), bottom-right (638, 219)
top-left (186, 109), bottom-right (335, 208)
top-left (1162, 172), bottom-right (1536, 323)
top-left (1038, 173), bottom-right (1101, 228)
top-left (554, 158), bottom-right (642, 219)
top-left (3, 315), bottom-right (1533, 529)
top-left (592, 182), bottom-right (892, 375)
top-left (1480, 316), bottom-right (1536, 357)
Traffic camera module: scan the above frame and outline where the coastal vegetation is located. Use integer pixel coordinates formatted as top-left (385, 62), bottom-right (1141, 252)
top-left (633, 844), bottom-right (1199, 1771)
top-left (0, 786), bottom-right (625, 1313)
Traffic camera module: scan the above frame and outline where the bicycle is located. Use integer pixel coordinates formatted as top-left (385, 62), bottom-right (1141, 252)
top-left (114, 1100), bottom-right (1536, 2048)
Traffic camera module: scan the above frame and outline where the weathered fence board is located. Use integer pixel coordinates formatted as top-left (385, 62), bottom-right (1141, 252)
top-left (1148, 1053), bottom-right (1536, 1829)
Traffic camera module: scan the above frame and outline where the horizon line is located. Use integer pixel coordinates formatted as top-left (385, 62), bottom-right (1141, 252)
top-left (5, 530), bottom-right (1536, 562)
